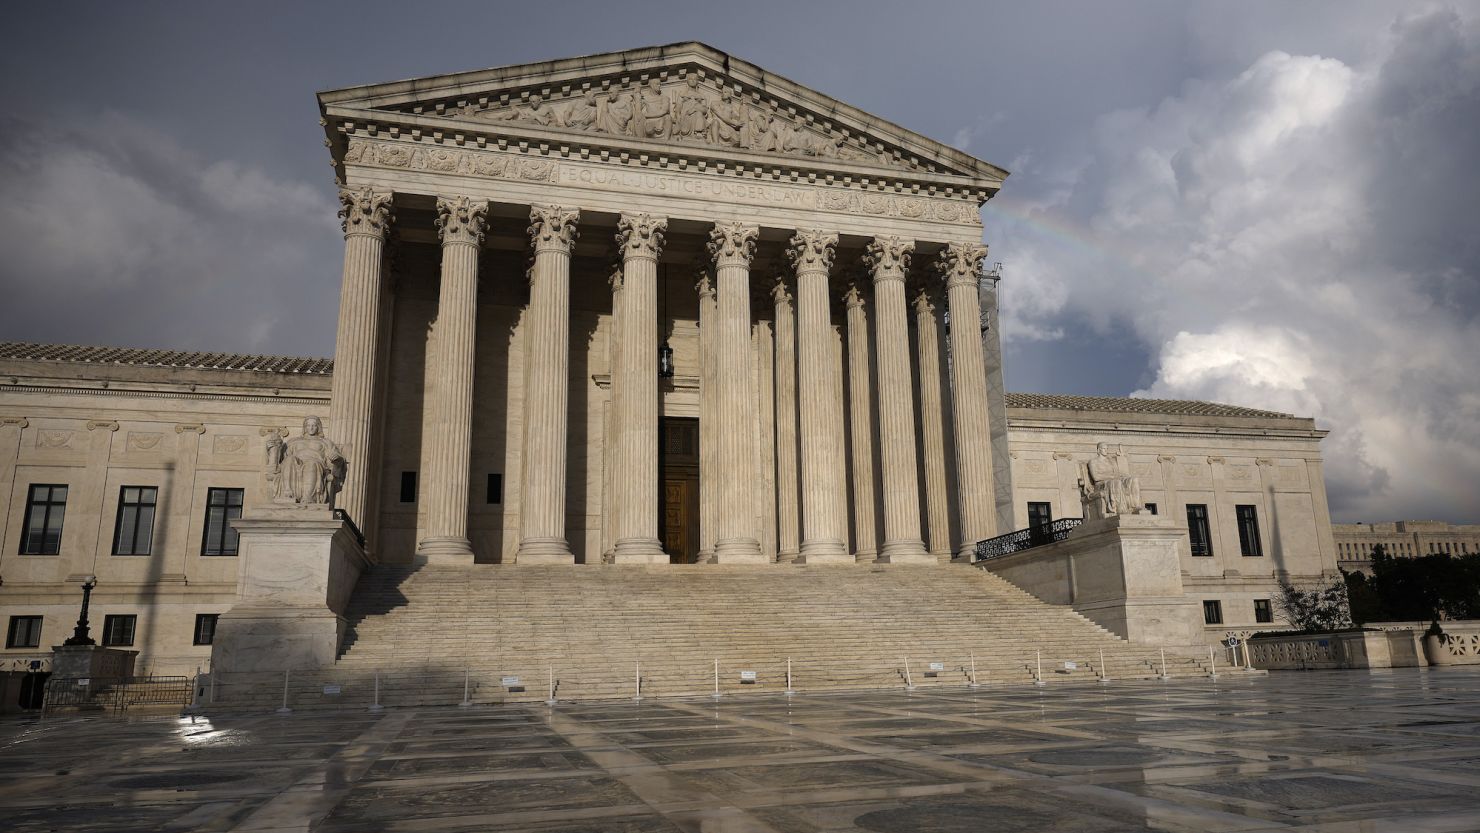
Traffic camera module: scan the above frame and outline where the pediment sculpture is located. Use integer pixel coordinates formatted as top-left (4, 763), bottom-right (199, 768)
top-left (440, 75), bottom-right (917, 169)
top-left (1078, 443), bottom-right (1145, 519)
top-left (265, 416), bottom-right (346, 507)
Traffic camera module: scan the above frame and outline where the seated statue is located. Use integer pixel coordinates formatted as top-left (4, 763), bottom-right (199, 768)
top-left (1078, 442), bottom-right (1144, 519)
top-left (265, 416), bottom-right (346, 507)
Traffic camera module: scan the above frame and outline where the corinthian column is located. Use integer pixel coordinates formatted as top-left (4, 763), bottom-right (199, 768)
top-left (787, 230), bottom-right (850, 563)
top-left (708, 221), bottom-right (765, 563)
top-left (912, 284), bottom-right (953, 560)
top-left (696, 269), bottom-right (718, 563)
top-left (417, 196), bottom-right (488, 562)
top-left (329, 186), bottom-right (393, 543)
top-left (843, 281), bottom-right (878, 562)
top-left (771, 278), bottom-right (801, 562)
top-left (939, 242), bottom-right (998, 557)
top-left (610, 213), bottom-right (668, 564)
top-left (516, 205), bottom-right (580, 564)
top-left (864, 236), bottom-right (931, 564)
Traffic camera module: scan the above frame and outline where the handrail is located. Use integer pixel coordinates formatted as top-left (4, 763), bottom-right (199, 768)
top-left (332, 508), bottom-right (365, 547)
top-left (972, 517), bottom-right (1083, 562)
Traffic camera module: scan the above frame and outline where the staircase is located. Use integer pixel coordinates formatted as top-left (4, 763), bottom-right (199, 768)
top-left (207, 563), bottom-right (1234, 710)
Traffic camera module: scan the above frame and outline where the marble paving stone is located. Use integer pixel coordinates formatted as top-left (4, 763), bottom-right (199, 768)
top-left (7, 669), bottom-right (1480, 832)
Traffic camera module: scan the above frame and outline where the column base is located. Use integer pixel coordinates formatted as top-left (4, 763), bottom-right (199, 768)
top-left (952, 546), bottom-right (977, 564)
top-left (515, 537), bottom-right (575, 565)
top-left (796, 539), bottom-right (850, 564)
top-left (713, 538), bottom-right (767, 564)
top-left (875, 540), bottom-right (933, 564)
top-left (612, 537), bottom-right (667, 564)
top-left (854, 549), bottom-right (878, 564)
top-left (417, 536), bottom-right (474, 563)
top-left (776, 548), bottom-right (800, 564)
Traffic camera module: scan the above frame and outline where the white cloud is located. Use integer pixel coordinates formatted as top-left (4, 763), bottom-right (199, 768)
top-left (0, 112), bottom-right (340, 355)
top-left (992, 7), bottom-right (1480, 522)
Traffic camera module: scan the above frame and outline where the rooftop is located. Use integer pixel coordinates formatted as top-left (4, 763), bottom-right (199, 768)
top-left (1004, 392), bottom-right (1297, 420)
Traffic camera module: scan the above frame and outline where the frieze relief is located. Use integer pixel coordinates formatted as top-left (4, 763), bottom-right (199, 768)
top-left (36, 429), bottom-right (73, 449)
top-left (126, 432), bottom-right (163, 452)
top-left (213, 434), bottom-right (248, 455)
top-left (344, 137), bottom-right (981, 226)
top-left (414, 74), bottom-right (928, 172)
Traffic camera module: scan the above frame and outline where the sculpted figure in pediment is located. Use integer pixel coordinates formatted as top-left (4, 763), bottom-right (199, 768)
top-left (597, 90), bottom-right (636, 136)
top-left (637, 78), bottom-right (674, 139)
top-left (673, 75), bottom-right (711, 139)
top-left (560, 92), bottom-right (598, 130)
top-left (707, 88), bottom-right (746, 147)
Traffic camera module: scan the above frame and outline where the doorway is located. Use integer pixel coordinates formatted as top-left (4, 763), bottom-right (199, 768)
top-left (659, 417), bottom-right (700, 563)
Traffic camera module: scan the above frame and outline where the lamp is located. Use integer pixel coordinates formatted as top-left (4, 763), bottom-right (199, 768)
top-left (63, 575), bottom-right (98, 646)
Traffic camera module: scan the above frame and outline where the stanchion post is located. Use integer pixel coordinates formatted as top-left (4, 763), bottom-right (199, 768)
top-left (712, 658), bottom-right (720, 700)
top-left (1034, 650), bottom-right (1045, 687)
top-left (459, 668), bottom-right (472, 708)
top-left (634, 661), bottom-right (642, 701)
top-left (369, 670), bottom-right (384, 713)
top-left (1159, 647), bottom-right (1170, 681)
top-left (276, 669), bottom-right (292, 715)
top-left (903, 656), bottom-right (915, 691)
top-left (785, 657), bottom-right (795, 696)
top-left (968, 652), bottom-right (979, 688)
top-left (546, 665), bottom-right (557, 706)
top-left (1208, 645), bottom-right (1218, 679)
top-left (1098, 648), bottom-right (1110, 683)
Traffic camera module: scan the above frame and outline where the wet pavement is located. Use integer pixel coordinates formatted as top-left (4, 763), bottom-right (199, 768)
top-left (5, 668), bottom-right (1480, 831)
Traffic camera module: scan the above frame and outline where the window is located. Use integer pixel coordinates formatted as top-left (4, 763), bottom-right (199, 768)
top-left (193, 614), bottom-right (219, 646)
top-left (1254, 599), bottom-right (1274, 624)
top-left (487, 473), bottom-right (503, 505)
top-left (202, 488), bottom-right (244, 556)
top-left (20, 484), bottom-right (68, 555)
top-left (1203, 600), bottom-right (1223, 625)
top-left (399, 471), bottom-right (417, 503)
top-left (102, 614), bottom-right (136, 647)
top-left (6, 616), bottom-right (42, 649)
top-left (1027, 502), bottom-right (1052, 544)
top-left (1236, 505), bottom-right (1263, 556)
top-left (1145, 502), bottom-right (1158, 516)
top-left (1187, 504), bottom-right (1212, 556)
top-left (112, 486), bottom-right (158, 555)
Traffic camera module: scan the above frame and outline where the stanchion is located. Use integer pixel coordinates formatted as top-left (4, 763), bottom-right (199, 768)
top-left (903, 657), bottom-right (915, 691)
top-left (1208, 646), bottom-right (1219, 680)
top-left (785, 657), bottom-right (795, 696)
top-left (276, 669), bottom-right (293, 715)
top-left (712, 659), bottom-right (721, 700)
top-left (459, 668), bottom-right (472, 708)
top-left (1158, 648), bottom-right (1170, 681)
top-left (1034, 650), bottom-right (1045, 687)
top-left (208, 660), bottom-right (216, 704)
top-left (634, 662), bottom-right (642, 701)
top-left (546, 665), bottom-right (557, 706)
top-left (369, 670), bottom-right (384, 713)
top-left (1098, 648), bottom-right (1111, 683)
top-left (968, 653), bottom-right (980, 688)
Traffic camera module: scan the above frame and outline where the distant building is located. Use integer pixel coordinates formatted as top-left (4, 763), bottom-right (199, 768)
top-left (1334, 521), bottom-right (1480, 573)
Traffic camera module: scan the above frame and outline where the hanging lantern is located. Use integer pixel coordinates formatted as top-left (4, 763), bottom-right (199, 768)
top-left (658, 340), bottom-right (675, 378)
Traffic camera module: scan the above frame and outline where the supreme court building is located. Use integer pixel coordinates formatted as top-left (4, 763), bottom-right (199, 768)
top-left (0, 44), bottom-right (1341, 684)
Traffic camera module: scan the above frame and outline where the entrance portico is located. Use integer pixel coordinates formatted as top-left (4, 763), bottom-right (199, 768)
top-left (319, 43), bottom-right (1007, 566)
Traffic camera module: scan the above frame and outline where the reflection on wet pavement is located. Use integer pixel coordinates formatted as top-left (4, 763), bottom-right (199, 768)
top-left (5, 669), bottom-right (1480, 831)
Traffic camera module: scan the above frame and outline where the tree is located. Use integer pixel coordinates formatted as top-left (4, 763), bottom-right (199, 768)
top-left (1273, 577), bottom-right (1354, 632)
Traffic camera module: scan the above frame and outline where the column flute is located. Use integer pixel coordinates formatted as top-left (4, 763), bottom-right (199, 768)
top-left (708, 221), bottom-right (765, 563)
top-left (939, 242), bottom-right (998, 556)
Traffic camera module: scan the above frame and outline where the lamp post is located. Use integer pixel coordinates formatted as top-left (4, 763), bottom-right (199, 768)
top-left (63, 575), bottom-right (97, 646)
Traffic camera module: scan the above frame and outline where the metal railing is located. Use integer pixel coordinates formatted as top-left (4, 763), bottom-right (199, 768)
top-left (333, 508), bottom-right (364, 547)
top-left (972, 517), bottom-right (1083, 562)
top-left (42, 675), bottom-right (192, 715)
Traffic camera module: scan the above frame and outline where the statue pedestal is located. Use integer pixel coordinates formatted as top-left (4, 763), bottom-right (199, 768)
top-left (981, 514), bottom-right (1203, 646)
top-left (51, 644), bottom-right (137, 680)
top-left (212, 506), bottom-right (369, 673)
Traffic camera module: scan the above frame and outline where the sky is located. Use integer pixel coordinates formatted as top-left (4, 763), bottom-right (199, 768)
top-left (0, 2), bottom-right (1476, 524)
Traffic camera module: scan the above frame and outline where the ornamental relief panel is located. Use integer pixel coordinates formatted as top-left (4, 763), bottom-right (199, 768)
top-left (1228, 465), bottom-right (1255, 482)
top-left (408, 74), bottom-right (931, 172)
top-left (126, 432), bottom-right (163, 452)
top-left (213, 434), bottom-right (248, 455)
top-left (36, 429), bottom-right (73, 449)
top-left (344, 138), bottom-right (981, 227)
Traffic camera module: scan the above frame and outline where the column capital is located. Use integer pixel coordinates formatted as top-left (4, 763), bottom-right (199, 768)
top-left (694, 269), bottom-right (715, 301)
top-left (338, 186), bottom-right (394, 239)
top-left (707, 221), bottom-right (759, 268)
top-left (528, 204), bottom-right (580, 253)
top-left (435, 195), bottom-right (489, 247)
top-left (771, 277), bottom-right (794, 308)
top-left (910, 282), bottom-right (941, 317)
top-left (843, 277), bottom-right (869, 310)
top-left (863, 236), bottom-right (914, 283)
top-left (616, 212), bottom-right (668, 262)
top-left (937, 241), bottom-right (990, 290)
top-left (785, 229), bottom-right (838, 274)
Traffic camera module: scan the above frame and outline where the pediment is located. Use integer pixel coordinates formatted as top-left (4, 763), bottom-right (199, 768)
top-left (319, 42), bottom-right (1007, 192)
